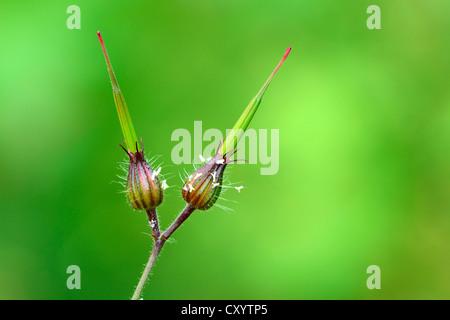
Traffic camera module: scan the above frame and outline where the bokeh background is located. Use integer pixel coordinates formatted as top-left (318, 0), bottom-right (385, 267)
top-left (0, 0), bottom-right (449, 300)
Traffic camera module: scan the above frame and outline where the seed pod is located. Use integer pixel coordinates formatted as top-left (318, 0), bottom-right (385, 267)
top-left (220, 46), bottom-right (291, 155)
top-left (182, 46), bottom-right (291, 211)
top-left (182, 150), bottom-right (234, 210)
top-left (98, 31), bottom-right (140, 153)
top-left (122, 142), bottom-right (163, 211)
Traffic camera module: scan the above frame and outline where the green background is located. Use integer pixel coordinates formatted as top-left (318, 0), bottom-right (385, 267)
top-left (0, 0), bottom-right (449, 299)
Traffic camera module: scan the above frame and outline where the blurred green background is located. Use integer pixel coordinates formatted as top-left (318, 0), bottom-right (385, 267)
top-left (0, 0), bottom-right (449, 300)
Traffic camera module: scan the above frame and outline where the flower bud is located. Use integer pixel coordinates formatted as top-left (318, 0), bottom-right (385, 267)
top-left (182, 148), bottom-right (236, 210)
top-left (122, 142), bottom-right (163, 211)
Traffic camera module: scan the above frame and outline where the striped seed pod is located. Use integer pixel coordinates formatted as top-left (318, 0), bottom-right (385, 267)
top-left (182, 147), bottom-right (238, 210)
top-left (122, 142), bottom-right (163, 211)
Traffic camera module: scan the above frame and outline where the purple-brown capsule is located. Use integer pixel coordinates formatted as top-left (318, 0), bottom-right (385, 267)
top-left (182, 148), bottom-right (238, 210)
top-left (122, 142), bottom-right (163, 211)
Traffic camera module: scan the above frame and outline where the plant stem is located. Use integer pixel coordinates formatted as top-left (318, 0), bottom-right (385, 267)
top-left (162, 204), bottom-right (196, 240)
top-left (131, 238), bottom-right (164, 300)
top-left (131, 205), bottom-right (196, 300)
top-left (146, 208), bottom-right (161, 239)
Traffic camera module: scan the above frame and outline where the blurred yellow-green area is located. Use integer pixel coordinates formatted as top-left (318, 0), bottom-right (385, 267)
top-left (0, 0), bottom-right (449, 300)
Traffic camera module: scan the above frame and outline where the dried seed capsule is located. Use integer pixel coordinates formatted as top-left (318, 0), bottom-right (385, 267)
top-left (122, 142), bottom-right (163, 211)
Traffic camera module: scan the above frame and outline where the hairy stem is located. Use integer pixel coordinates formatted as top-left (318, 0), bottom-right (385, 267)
top-left (162, 204), bottom-right (196, 240)
top-left (146, 208), bottom-right (161, 239)
top-left (131, 239), bottom-right (164, 300)
top-left (131, 205), bottom-right (196, 300)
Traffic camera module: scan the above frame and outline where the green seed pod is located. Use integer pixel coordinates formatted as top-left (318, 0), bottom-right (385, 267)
top-left (182, 148), bottom-right (237, 210)
top-left (98, 32), bottom-right (163, 211)
top-left (182, 46), bottom-right (291, 211)
top-left (122, 142), bottom-right (163, 211)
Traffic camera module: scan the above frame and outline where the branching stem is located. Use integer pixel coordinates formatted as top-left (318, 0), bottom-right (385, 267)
top-left (162, 204), bottom-right (196, 240)
top-left (131, 205), bottom-right (196, 300)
